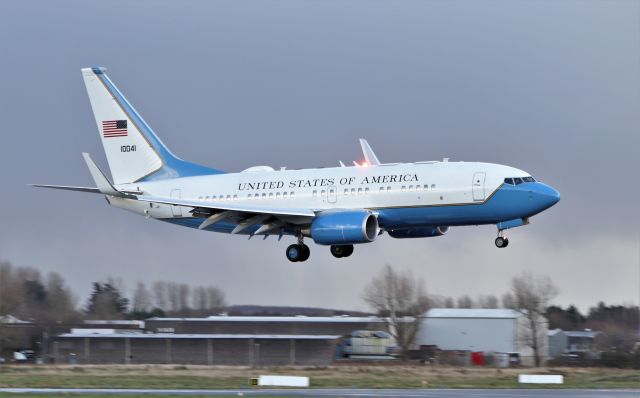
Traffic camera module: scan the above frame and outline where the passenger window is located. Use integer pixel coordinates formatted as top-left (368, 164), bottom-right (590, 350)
top-left (365, 187), bottom-right (370, 193)
top-left (262, 193), bottom-right (266, 199)
top-left (283, 192), bottom-right (288, 198)
top-left (344, 189), bottom-right (349, 195)
top-left (268, 193), bottom-right (273, 198)
top-left (312, 190), bottom-right (317, 197)
top-left (401, 186), bottom-right (406, 192)
top-left (357, 188), bottom-right (363, 194)
top-left (205, 196), bottom-right (210, 201)
top-left (351, 188), bottom-right (356, 194)
top-left (226, 195), bottom-right (231, 200)
top-left (290, 191), bottom-right (295, 197)
top-left (321, 190), bottom-right (326, 196)
top-left (198, 196), bottom-right (203, 200)
top-left (379, 187), bottom-right (385, 192)
top-left (276, 192), bottom-right (280, 198)
top-left (424, 184), bottom-right (428, 190)
top-left (387, 186), bottom-right (391, 191)
top-left (233, 195), bottom-right (237, 200)
top-left (431, 184), bottom-right (436, 190)
top-left (409, 185), bottom-right (413, 191)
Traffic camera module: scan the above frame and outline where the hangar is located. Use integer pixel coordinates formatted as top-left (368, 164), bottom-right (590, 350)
top-left (53, 331), bottom-right (339, 366)
top-left (416, 309), bottom-right (548, 366)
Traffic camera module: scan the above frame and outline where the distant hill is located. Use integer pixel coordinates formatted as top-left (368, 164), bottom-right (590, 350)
top-left (225, 305), bottom-right (373, 317)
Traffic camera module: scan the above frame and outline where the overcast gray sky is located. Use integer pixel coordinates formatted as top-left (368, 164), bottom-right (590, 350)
top-left (0, 0), bottom-right (638, 312)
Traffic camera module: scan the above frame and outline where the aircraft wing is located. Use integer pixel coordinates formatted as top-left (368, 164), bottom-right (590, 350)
top-left (135, 195), bottom-right (317, 218)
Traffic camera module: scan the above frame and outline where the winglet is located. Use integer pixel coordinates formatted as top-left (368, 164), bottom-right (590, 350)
top-left (82, 153), bottom-right (124, 196)
top-left (359, 139), bottom-right (381, 166)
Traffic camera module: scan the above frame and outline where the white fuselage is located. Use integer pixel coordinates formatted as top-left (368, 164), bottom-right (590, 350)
top-left (112, 161), bottom-right (527, 222)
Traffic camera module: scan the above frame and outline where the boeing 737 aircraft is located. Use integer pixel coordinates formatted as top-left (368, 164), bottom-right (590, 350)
top-left (34, 67), bottom-right (560, 262)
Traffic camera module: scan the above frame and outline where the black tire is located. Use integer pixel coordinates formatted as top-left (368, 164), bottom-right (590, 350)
top-left (299, 244), bottom-right (311, 262)
top-left (342, 245), bottom-right (354, 257)
top-left (286, 244), bottom-right (301, 262)
top-left (495, 237), bottom-right (507, 248)
top-left (503, 238), bottom-right (510, 247)
top-left (330, 245), bottom-right (345, 258)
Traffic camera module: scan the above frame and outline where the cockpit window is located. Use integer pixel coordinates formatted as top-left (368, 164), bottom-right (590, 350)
top-left (505, 176), bottom-right (535, 185)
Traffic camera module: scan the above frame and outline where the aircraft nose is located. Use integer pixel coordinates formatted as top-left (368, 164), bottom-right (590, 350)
top-left (531, 182), bottom-right (560, 210)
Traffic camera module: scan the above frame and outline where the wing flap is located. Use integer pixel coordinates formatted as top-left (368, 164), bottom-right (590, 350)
top-left (136, 195), bottom-right (316, 218)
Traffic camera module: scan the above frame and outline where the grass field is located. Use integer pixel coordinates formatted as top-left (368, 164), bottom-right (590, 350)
top-left (1, 364), bottom-right (639, 391)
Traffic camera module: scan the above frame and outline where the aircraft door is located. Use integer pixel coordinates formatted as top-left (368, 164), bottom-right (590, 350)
top-left (327, 186), bottom-right (337, 204)
top-left (170, 189), bottom-right (182, 217)
top-left (472, 172), bottom-right (486, 201)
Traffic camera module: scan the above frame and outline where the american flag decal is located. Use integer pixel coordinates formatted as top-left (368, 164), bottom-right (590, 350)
top-left (102, 120), bottom-right (128, 138)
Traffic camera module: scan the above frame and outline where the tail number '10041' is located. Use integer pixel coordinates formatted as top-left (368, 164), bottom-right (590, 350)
top-left (121, 145), bottom-right (136, 153)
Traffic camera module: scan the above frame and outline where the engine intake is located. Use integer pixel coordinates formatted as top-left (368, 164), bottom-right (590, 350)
top-left (387, 226), bottom-right (449, 239)
top-left (310, 211), bottom-right (378, 245)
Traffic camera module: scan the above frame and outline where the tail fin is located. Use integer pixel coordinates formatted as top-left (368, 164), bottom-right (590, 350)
top-left (81, 67), bottom-right (223, 184)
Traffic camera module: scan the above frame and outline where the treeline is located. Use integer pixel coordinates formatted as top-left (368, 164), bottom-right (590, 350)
top-left (0, 262), bottom-right (226, 322)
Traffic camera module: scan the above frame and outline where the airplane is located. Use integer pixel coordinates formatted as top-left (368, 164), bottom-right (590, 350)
top-left (33, 67), bottom-right (560, 262)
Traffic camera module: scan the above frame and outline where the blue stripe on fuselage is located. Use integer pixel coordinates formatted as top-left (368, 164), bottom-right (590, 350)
top-left (157, 182), bottom-right (558, 234)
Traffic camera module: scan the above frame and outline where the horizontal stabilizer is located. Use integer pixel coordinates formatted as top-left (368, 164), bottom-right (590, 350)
top-left (30, 184), bottom-right (102, 194)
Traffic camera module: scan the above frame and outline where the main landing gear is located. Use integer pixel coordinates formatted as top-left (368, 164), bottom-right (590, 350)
top-left (495, 231), bottom-right (509, 248)
top-left (329, 245), bottom-right (353, 258)
top-left (286, 236), bottom-right (310, 262)
top-left (330, 245), bottom-right (354, 258)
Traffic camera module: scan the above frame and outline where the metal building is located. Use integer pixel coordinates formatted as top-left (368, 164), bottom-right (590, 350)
top-left (416, 309), bottom-right (548, 366)
top-left (145, 316), bottom-right (385, 335)
top-left (53, 332), bottom-right (339, 366)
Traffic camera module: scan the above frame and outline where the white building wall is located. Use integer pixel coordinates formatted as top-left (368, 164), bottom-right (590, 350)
top-left (417, 318), bottom-right (517, 353)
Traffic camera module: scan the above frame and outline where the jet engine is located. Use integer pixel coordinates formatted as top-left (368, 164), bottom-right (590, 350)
top-left (387, 226), bottom-right (449, 239)
top-left (309, 211), bottom-right (379, 245)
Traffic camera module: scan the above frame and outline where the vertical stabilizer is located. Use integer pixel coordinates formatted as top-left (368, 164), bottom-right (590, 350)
top-left (81, 67), bottom-right (222, 184)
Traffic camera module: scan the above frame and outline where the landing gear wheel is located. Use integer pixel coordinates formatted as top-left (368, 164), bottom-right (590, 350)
top-left (330, 245), bottom-right (354, 258)
top-left (299, 244), bottom-right (311, 261)
top-left (495, 237), bottom-right (509, 248)
top-left (287, 244), bottom-right (310, 262)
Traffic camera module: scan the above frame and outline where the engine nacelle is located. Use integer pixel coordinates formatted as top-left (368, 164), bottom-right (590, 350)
top-left (387, 226), bottom-right (449, 239)
top-left (310, 211), bottom-right (379, 245)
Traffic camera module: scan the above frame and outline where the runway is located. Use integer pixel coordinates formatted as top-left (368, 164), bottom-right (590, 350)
top-left (1, 389), bottom-right (639, 397)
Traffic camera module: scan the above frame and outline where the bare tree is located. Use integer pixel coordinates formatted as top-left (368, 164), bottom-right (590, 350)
top-left (506, 272), bottom-right (558, 366)
top-left (132, 281), bottom-right (152, 312)
top-left (457, 295), bottom-right (474, 308)
top-left (193, 286), bottom-right (226, 313)
top-left (45, 272), bottom-right (76, 321)
top-left (363, 264), bottom-right (431, 359)
top-left (152, 281), bottom-right (168, 310)
top-left (477, 294), bottom-right (499, 309)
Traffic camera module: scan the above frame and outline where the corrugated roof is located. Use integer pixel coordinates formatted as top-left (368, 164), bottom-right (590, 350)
top-left (425, 308), bottom-right (523, 319)
top-left (57, 333), bottom-right (341, 340)
top-left (148, 316), bottom-right (384, 323)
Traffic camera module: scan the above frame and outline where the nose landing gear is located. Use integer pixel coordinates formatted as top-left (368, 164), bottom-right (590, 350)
top-left (495, 230), bottom-right (509, 248)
